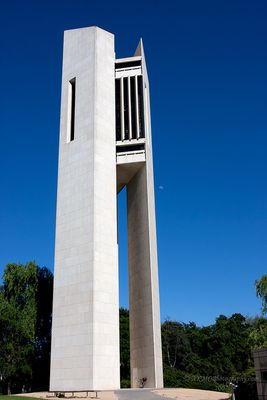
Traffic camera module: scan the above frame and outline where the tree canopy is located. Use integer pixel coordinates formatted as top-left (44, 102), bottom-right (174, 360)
top-left (120, 311), bottom-right (258, 396)
top-left (0, 262), bottom-right (53, 394)
top-left (256, 274), bottom-right (267, 315)
top-left (0, 263), bottom-right (265, 400)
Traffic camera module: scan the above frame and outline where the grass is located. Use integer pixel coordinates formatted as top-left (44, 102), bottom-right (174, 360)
top-left (0, 397), bottom-right (39, 400)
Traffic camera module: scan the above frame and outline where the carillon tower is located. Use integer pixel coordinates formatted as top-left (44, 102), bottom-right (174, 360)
top-left (50, 26), bottom-right (163, 391)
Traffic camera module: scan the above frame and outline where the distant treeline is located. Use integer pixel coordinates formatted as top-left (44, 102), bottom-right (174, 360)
top-left (0, 262), bottom-right (266, 399)
top-left (120, 308), bottom-right (263, 399)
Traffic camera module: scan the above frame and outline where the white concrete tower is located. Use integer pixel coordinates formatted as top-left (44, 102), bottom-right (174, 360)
top-left (50, 26), bottom-right (163, 391)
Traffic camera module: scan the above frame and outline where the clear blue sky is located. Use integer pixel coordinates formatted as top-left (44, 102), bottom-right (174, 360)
top-left (0, 0), bottom-right (266, 326)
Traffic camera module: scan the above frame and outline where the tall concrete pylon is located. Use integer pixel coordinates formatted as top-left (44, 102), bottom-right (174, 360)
top-left (50, 26), bottom-right (163, 392)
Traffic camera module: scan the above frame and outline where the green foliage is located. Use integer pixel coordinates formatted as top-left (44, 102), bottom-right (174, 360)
top-left (0, 397), bottom-right (39, 400)
top-left (32, 267), bottom-right (53, 391)
top-left (0, 262), bottom-right (37, 393)
top-left (0, 266), bottom-right (263, 398)
top-left (208, 314), bottom-right (251, 376)
top-left (161, 321), bottom-right (191, 369)
top-left (248, 317), bottom-right (267, 349)
top-left (163, 366), bottom-right (231, 392)
top-left (120, 308), bottom-right (130, 382)
top-left (161, 313), bottom-right (258, 397)
top-left (0, 262), bottom-right (53, 394)
top-left (163, 366), bottom-right (186, 387)
top-left (120, 379), bottom-right (131, 388)
top-left (119, 309), bottom-right (256, 394)
top-left (161, 313), bottom-right (252, 381)
top-left (256, 274), bottom-right (267, 315)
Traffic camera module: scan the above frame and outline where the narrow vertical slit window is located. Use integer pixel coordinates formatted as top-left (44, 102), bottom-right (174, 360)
top-left (137, 76), bottom-right (145, 138)
top-left (128, 77), bottom-right (132, 140)
top-left (120, 78), bottom-right (125, 141)
top-left (130, 77), bottom-right (137, 139)
top-left (115, 79), bottom-right (121, 141)
top-left (67, 78), bottom-right (76, 142)
top-left (123, 77), bottom-right (129, 140)
top-left (135, 76), bottom-right (140, 138)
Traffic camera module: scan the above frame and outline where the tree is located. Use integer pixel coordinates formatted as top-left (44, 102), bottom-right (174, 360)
top-left (249, 317), bottom-right (267, 350)
top-left (184, 323), bottom-right (214, 376)
top-left (248, 274), bottom-right (267, 350)
top-left (119, 308), bottom-right (130, 387)
top-left (0, 262), bottom-right (53, 394)
top-left (32, 267), bottom-right (53, 391)
top-left (255, 274), bottom-right (267, 315)
top-left (0, 262), bottom-right (37, 394)
top-left (208, 314), bottom-right (251, 376)
top-left (161, 320), bottom-right (191, 370)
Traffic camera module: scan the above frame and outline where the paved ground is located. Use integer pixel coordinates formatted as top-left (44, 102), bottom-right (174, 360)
top-left (116, 388), bottom-right (230, 400)
top-left (115, 389), bottom-right (160, 400)
top-left (14, 389), bottom-right (231, 400)
top-left (153, 388), bottom-right (231, 400)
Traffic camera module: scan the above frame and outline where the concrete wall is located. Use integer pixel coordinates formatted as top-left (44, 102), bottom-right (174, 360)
top-left (126, 41), bottom-right (163, 389)
top-left (50, 28), bottom-right (163, 391)
top-left (50, 26), bottom-right (119, 391)
top-left (253, 348), bottom-right (267, 400)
